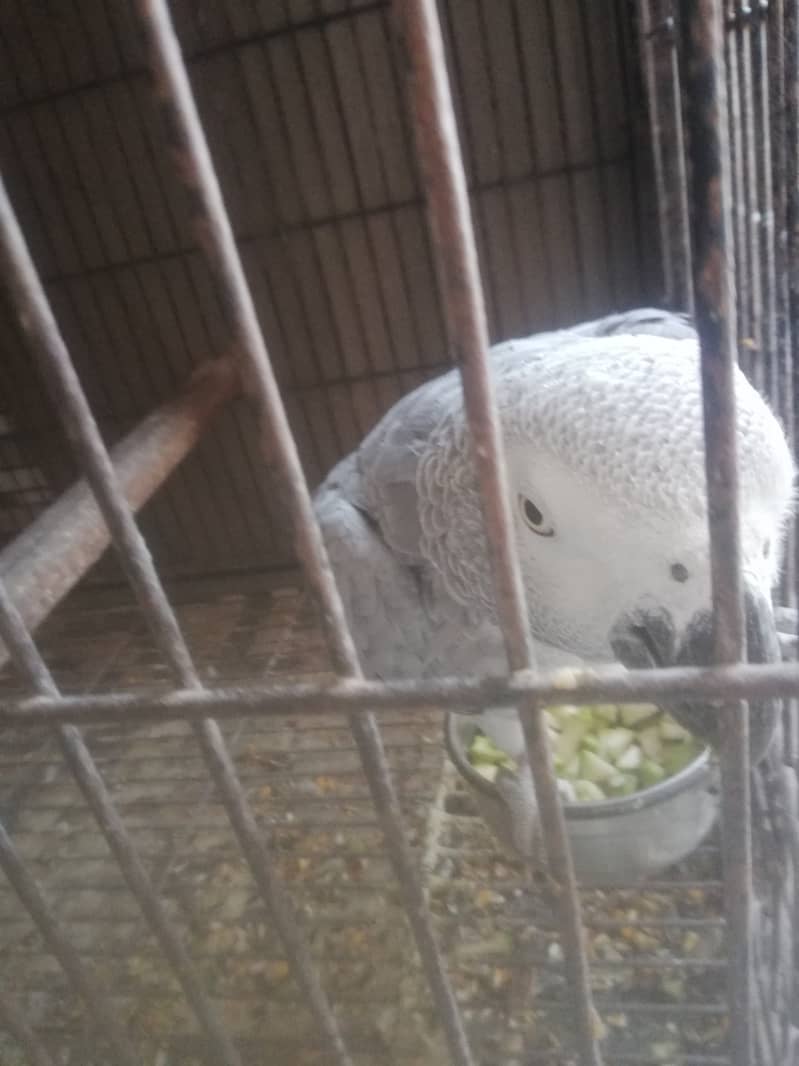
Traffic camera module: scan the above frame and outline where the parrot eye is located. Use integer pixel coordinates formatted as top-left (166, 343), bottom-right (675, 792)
top-left (519, 494), bottom-right (554, 537)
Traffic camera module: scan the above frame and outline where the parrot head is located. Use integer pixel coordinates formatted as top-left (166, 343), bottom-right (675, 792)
top-left (505, 336), bottom-right (794, 764)
top-left (425, 334), bottom-right (795, 764)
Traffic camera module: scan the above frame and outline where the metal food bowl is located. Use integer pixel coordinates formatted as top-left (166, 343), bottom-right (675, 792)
top-left (445, 712), bottom-right (720, 887)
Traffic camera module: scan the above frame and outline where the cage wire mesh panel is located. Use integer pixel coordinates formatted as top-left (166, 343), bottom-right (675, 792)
top-left (0, 1), bottom-right (798, 1066)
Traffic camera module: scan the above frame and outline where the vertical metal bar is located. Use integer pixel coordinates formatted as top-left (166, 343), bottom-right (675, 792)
top-left (638, 0), bottom-right (696, 313)
top-left (678, 4), bottom-right (752, 1066)
top-left (575, 0), bottom-right (619, 308)
top-left (786, 0), bottom-right (799, 778)
top-left (766, 0), bottom-right (796, 616)
top-left (669, 2), bottom-right (697, 314)
top-left (0, 992), bottom-right (56, 1066)
top-left (132, 4), bottom-right (475, 1066)
top-left (727, 6), bottom-right (749, 357)
top-left (0, 174), bottom-right (353, 1065)
top-left (0, 580), bottom-right (242, 1066)
top-left (541, 0), bottom-right (590, 311)
top-left (639, 0), bottom-right (677, 304)
top-left (393, 3), bottom-right (601, 1066)
top-left (753, 2), bottom-right (777, 405)
top-left (778, 0), bottom-right (799, 770)
top-left (736, 3), bottom-right (764, 390)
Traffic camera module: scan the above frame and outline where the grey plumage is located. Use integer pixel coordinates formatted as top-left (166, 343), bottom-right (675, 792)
top-left (313, 308), bottom-right (794, 768)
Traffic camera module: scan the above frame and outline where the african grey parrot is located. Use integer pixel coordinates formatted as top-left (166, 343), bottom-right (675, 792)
top-left (313, 309), bottom-right (795, 790)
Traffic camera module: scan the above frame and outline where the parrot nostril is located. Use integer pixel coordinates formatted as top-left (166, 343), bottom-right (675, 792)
top-left (670, 562), bottom-right (689, 583)
top-left (610, 607), bottom-right (676, 670)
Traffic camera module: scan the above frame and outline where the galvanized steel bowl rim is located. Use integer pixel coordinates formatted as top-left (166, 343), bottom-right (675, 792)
top-left (445, 710), bottom-right (715, 822)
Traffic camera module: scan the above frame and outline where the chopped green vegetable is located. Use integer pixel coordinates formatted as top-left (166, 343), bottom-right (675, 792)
top-left (606, 771), bottom-right (637, 797)
top-left (659, 717), bottom-right (692, 742)
top-left (466, 699), bottom-right (704, 805)
top-left (638, 758), bottom-right (667, 788)
top-left (469, 735), bottom-right (512, 765)
top-left (616, 744), bottom-right (642, 771)
top-left (619, 704), bottom-right (660, 727)
top-left (554, 719), bottom-right (590, 765)
top-left (580, 750), bottom-right (618, 783)
top-left (574, 780), bottom-right (606, 803)
top-left (596, 727), bottom-right (635, 761)
top-left (592, 704), bottom-right (620, 725)
top-left (638, 725), bottom-right (663, 760)
top-left (662, 742), bottom-right (697, 776)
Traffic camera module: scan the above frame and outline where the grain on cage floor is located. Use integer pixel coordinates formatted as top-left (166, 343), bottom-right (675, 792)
top-left (0, 580), bottom-right (795, 1064)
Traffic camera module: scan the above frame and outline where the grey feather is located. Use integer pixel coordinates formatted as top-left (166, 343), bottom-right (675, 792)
top-left (313, 307), bottom-right (706, 687)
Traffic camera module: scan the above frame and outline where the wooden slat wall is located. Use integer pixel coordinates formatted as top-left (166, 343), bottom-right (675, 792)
top-left (0, 0), bottom-right (657, 582)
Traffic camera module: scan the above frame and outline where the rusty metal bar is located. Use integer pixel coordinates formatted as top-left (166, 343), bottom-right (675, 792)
top-left (770, 0), bottom-right (797, 614)
top-left (0, 992), bottom-right (56, 1066)
top-left (132, 3), bottom-right (475, 1065)
top-left (670, 3), bottom-right (697, 315)
top-left (0, 177), bottom-right (353, 1064)
top-left (736, 2), bottom-right (764, 390)
top-left (753, 1), bottom-right (777, 405)
top-left (726, 7), bottom-right (749, 356)
top-left (679, 3), bottom-right (752, 1065)
top-left (0, 356), bottom-right (240, 669)
top-left (639, 0), bottom-right (678, 304)
top-left (0, 580), bottom-right (242, 1066)
top-left (4, 659), bottom-right (799, 729)
top-left (392, 2), bottom-right (601, 1065)
top-left (637, 0), bottom-right (695, 312)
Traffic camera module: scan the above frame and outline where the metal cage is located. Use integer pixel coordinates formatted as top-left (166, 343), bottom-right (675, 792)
top-left (0, 1), bottom-right (797, 1064)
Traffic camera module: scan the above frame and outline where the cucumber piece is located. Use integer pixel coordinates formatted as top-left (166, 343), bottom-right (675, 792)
top-left (574, 779), bottom-right (606, 803)
top-left (662, 742), bottom-right (699, 776)
top-left (638, 725), bottom-right (664, 760)
top-left (555, 719), bottom-right (590, 765)
top-left (620, 703), bottom-right (660, 727)
top-left (616, 743), bottom-right (642, 771)
top-left (659, 716), bottom-right (693, 742)
top-left (562, 754), bottom-right (581, 780)
top-left (606, 772), bottom-right (638, 796)
top-left (580, 750), bottom-right (618, 783)
top-left (469, 735), bottom-right (510, 765)
top-left (592, 704), bottom-right (620, 725)
top-left (596, 727), bottom-right (635, 761)
top-left (638, 758), bottom-right (667, 788)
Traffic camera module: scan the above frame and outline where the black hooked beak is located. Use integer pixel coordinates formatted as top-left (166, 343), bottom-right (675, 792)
top-left (609, 586), bottom-right (781, 766)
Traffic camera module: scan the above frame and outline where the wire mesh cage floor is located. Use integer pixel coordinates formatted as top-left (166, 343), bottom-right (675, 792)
top-left (1, 579), bottom-right (790, 1066)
